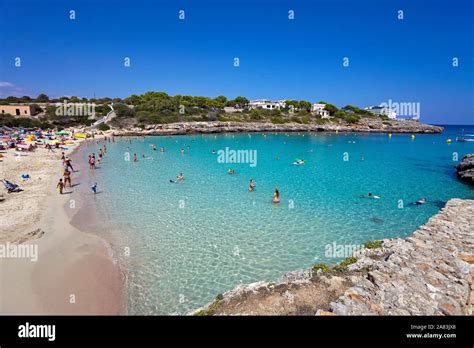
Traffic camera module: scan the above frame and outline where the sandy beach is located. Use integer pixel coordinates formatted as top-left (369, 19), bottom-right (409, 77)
top-left (0, 136), bottom-right (122, 314)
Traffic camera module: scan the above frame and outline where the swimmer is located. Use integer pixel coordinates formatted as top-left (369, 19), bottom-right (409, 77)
top-left (91, 183), bottom-right (98, 194)
top-left (368, 192), bottom-right (381, 199)
top-left (212, 150), bottom-right (217, 154)
top-left (248, 179), bottom-right (255, 192)
top-left (177, 173), bottom-right (185, 181)
top-left (133, 153), bottom-right (138, 162)
top-left (228, 168), bottom-right (235, 175)
top-left (181, 149), bottom-right (185, 154)
top-left (160, 147), bottom-right (165, 153)
top-left (273, 188), bottom-right (280, 204)
top-left (293, 159), bottom-right (305, 165)
top-left (414, 198), bottom-right (426, 205)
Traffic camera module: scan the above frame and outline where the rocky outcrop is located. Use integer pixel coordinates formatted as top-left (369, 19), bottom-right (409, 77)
top-left (193, 199), bottom-right (474, 316)
top-left (112, 120), bottom-right (443, 136)
top-left (457, 154), bottom-right (474, 184)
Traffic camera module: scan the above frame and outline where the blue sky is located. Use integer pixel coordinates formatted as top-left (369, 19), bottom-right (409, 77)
top-left (0, 0), bottom-right (473, 124)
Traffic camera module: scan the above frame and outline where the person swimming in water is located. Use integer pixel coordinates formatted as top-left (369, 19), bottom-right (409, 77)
top-left (228, 168), bottom-right (235, 175)
top-left (273, 188), bottom-right (280, 204)
top-left (91, 182), bottom-right (98, 194)
top-left (414, 198), bottom-right (426, 205)
top-left (160, 147), bottom-right (165, 153)
top-left (177, 173), bottom-right (185, 182)
top-left (133, 153), bottom-right (138, 162)
top-left (368, 192), bottom-right (381, 199)
top-left (293, 159), bottom-right (305, 165)
top-left (248, 179), bottom-right (255, 192)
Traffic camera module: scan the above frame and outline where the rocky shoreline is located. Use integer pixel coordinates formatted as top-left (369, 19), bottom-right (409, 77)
top-left (111, 119), bottom-right (443, 136)
top-left (457, 154), bottom-right (474, 184)
top-left (193, 198), bottom-right (474, 316)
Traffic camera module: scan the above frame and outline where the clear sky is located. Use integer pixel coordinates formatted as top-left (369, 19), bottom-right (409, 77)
top-left (0, 0), bottom-right (473, 124)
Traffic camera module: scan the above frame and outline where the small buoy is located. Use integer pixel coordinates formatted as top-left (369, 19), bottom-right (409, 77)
top-left (411, 134), bottom-right (415, 140)
top-left (446, 139), bottom-right (452, 143)
top-left (388, 133), bottom-right (392, 138)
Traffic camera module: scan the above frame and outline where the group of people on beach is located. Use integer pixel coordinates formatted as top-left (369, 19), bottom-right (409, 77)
top-left (57, 152), bottom-right (75, 194)
top-left (56, 136), bottom-right (113, 195)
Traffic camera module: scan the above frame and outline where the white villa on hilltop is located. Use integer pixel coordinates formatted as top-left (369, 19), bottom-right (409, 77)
top-left (311, 103), bottom-right (331, 119)
top-left (365, 105), bottom-right (397, 119)
top-left (248, 99), bottom-right (286, 110)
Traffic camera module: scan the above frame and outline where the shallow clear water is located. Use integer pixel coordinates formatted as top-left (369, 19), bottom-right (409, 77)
top-left (79, 125), bottom-right (474, 314)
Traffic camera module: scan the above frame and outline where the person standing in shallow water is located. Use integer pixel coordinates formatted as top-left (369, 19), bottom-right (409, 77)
top-left (273, 188), bottom-right (280, 204)
top-left (248, 179), bottom-right (255, 192)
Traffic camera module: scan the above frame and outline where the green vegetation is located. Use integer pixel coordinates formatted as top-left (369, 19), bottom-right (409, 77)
top-left (312, 263), bottom-right (331, 273)
top-left (0, 92), bottom-right (388, 128)
top-left (345, 115), bottom-right (360, 124)
top-left (364, 240), bottom-right (383, 249)
top-left (334, 256), bottom-right (358, 272)
top-left (193, 296), bottom-right (224, 316)
top-left (98, 123), bottom-right (110, 131)
top-left (0, 114), bottom-right (52, 129)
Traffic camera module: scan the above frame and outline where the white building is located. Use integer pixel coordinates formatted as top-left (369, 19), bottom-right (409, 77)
top-left (249, 99), bottom-right (286, 110)
top-left (311, 103), bottom-right (331, 119)
top-left (365, 106), bottom-right (397, 119)
top-left (223, 106), bottom-right (243, 113)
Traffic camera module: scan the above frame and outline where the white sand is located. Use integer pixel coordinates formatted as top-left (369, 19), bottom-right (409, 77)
top-left (0, 137), bottom-right (122, 314)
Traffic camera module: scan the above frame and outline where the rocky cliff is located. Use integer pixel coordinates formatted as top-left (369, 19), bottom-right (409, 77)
top-left (111, 120), bottom-right (443, 136)
top-left (457, 154), bottom-right (474, 184)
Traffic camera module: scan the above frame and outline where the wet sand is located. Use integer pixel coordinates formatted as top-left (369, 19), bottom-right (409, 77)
top-left (0, 137), bottom-right (123, 314)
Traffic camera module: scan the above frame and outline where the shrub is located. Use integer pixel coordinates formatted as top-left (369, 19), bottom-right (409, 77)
top-left (98, 123), bottom-right (110, 131)
top-left (271, 116), bottom-right (286, 124)
top-left (334, 256), bottom-right (357, 272)
top-left (194, 296), bottom-right (223, 316)
top-left (364, 240), bottom-right (382, 249)
top-left (345, 115), bottom-right (360, 124)
top-left (312, 263), bottom-right (331, 273)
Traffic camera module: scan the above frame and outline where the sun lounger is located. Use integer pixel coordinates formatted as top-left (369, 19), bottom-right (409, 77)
top-left (1, 179), bottom-right (23, 193)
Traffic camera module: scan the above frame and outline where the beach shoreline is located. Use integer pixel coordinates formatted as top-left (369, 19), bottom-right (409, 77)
top-left (0, 137), bottom-right (123, 315)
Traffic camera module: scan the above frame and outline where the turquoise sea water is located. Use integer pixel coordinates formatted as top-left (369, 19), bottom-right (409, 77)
top-left (78, 125), bottom-right (474, 314)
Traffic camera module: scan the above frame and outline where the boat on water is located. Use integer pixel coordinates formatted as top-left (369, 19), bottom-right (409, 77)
top-left (456, 129), bottom-right (474, 142)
